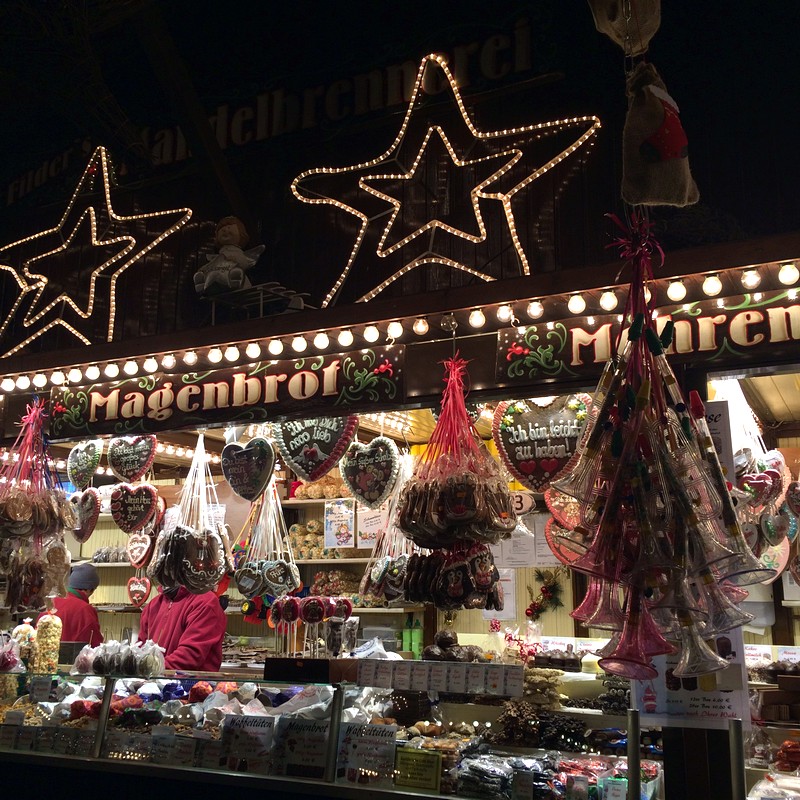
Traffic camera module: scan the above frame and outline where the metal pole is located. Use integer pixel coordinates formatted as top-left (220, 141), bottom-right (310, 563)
top-left (627, 708), bottom-right (641, 800)
top-left (729, 718), bottom-right (747, 800)
top-left (323, 682), bottom-right (346, 783)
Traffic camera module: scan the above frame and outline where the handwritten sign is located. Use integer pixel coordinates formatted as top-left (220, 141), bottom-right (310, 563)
top-left (357, 502), bottom-right (388, 549)
top-left (336, 723), bottom-right (397, 789)
top-left (274, 719), bottom-right (330, 779)
top-left (395, 747), bottom-right (442, 791)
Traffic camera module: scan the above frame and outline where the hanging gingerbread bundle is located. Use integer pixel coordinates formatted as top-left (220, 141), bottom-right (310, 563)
top-left (548, 212), bottom-right (765, 681)
top-left (148, 434), bottom-right (233, 593)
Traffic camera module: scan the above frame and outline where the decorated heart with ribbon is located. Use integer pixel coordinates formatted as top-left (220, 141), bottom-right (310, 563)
top-left (67, 440), bottom-right (104, 490)
top-left (786, 481), bottom-right (800, 517)
top-left (340, 436), bottom-right (400, 509)
top-left (780, 502), bottom-right (799, 542)
top-left (273, 415), bottom-right (359, 481)
top-left (492, 394), bottom-right (590, 493)
top-left (234, 563), bottom-right (266, 599)
top-left (739, 473), bottom-right (773, 508)
top-left (111, 483), bottom-right (159, 533)
top-left (107, 435), bottom-right (157, 482)
top-left (761, 510), bottom-right (790, 546)
top-left (127, 576), bottom-right (152, 608)
top-left (763, 468), bottom-right (785, 506)
top-left (70, 488), bottom-right (101, 543)
top-left (221, 437), bottom-right (276, 501)
top-left (760, 538), bottom-right (791, 584)
top-left (127, 530), bottom-right (154, 569)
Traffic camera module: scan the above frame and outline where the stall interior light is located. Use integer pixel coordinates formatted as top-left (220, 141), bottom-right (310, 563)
top-left (412, 317), bottom-right (429, 335)
top-left (526, 300), bottom-right (544, 319)
top-left (267, 339), bottom-right (284, 356)
top-left (32, 373), bottom-right (47, 388)
top-left (702, 274), bottom-right (723, 296)
top-left (16, 375), bottom-right (31, 390)
top-left (123, 360), bottom-right (139, 375)
top-left (567, 294), bottom-right (586, 315)
top-left (363, 325), bottom-right (380, 343)
top-left (245, 342), bottom-right (261, 360)
top-left (496, 304), bottom-right (513, 323)
top-left (103, 363), bottom-right (119, 379)
top-left (183, 351), bottom-right (198, 366)
top-left (161, 354), bottom-right (177, 369)
top-left (68, 368), bottom-right (82, 383)
top-left (291, 335), bottom-right (308, 352)
top-left (337, 329), bottom-right (354, 347)
top-left (0, 378), bottom-right (12, 393)
top-left (741, 268), bottom-right (761, 290)
top-left (207, 347), bottom-right (223, 363)
top-left (84, 365), bottom-right (100, 381)
top-left (468, 308), bottom-right (486, 328)
top-left (599, 290), bottom-right (618, 311)
top-left (779, 262), bottom-right (800, 286)
top-left (313, 331), bottom-right (330, 349)
top-left (386, 320), bottom-right (404, 339)
top-left (50, 371), bottom-right (65, 386)
top-left (666, 280), bottom-right (687, 302)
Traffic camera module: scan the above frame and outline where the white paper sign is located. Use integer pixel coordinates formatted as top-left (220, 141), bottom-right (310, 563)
top-left (336, 723), bottom-right (397, 789)
top-left (324, 498), bottom-right (356, 548)
top-left (705, 400), bottom-right (735, 482)
top-left (356, 503), bottom-right (388, 549)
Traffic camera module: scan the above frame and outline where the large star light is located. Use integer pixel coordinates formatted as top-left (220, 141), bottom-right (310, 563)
top-left (292, 53), bottom-right (601, 307)
top-left (0, 146), bottom-right (192, 357)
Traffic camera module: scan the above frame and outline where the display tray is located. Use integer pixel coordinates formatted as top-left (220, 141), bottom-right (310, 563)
top-left (263, 657), bottom-right (359, 683)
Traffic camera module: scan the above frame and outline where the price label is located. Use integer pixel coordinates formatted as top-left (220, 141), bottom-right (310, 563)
top-left (567, 775), bottom-right (589, 799)
top-left (465, 663), bottom-right (486, 694)
top-left (171, 736), bottom-right (197, 767)
top-left (447, 663), bottom-right (467, 693)
top-left (411, 662), bottom-right (431, 692)
top-left (29, 676), bottom-right (52, 703)
top-left (605, 778), bottom-right (628, 800)
top-left (34, 726), bottom-right (55, 753)
top-left (394, 747), bottom-right (442, 791)
top-left (374, 660), bottom-right (394, 688)
top-left (393, 661), bottom-right (412, 691)
top-left (429, 662), bottom-right (448, 693)
top-left (52, 729), bottom-right (72, 754)
top-left (510, 491), bottom-right (536, 515)
top-left (151, 730), bottom-right (176, 764)
top-left (198, 739), bottom-right (224, 770)
top-left (0, 724), bottom-right (19, 749)
top-left (485, 663), bottom-right (505, 695)
top-left (3, 710), bottom-right (25, 727)
top-left (358, 659), bottom-right (377, 687)
top-left (504, 665), bottom-right (524, 697)
top-left (512, 769), bottom-right (534, 800)
top-left (15, 726), bottom-right (37, 751)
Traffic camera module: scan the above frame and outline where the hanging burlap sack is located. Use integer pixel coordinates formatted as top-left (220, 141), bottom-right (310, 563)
top-left (622, 61), bottom-right (699, 207)
top-left (588, 0), bottom-right (661, 56)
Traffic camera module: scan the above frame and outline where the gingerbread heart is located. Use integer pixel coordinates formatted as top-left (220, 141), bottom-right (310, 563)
top-left (761, 511), bottom-right (790, 546)
top-left (127, 576), bottom-right (152, 608)
top-left (127, 530), bottom-right (154, 569)
top-left (786, 481), bottom-right (800, 518)
top-left (544, 516), bottom-right (590, 565)
top-left (67, 439), bottom-right (104, 490)
top-left (107, 435), bottom-right (157, 482)
top-left (780, 503), bottom-right (799, 542)
top-left (760, 538), bottom-right (790, 584)
top-left (763, 468), bottom-right (785, 505)
top-left (273, 415), bottom-right (359, 481)
top-left (492, 395), bottom-right (590, 492)
top-left (111, 483), bottom-right (159, 533)
top-left (234, 563), bottom-right (266, 599)
top-left (221, 437), bottom-right (276, 501)
top-left (739, 473), bottom-right (772, 508)
top-left (340, 436), bottom-right (400, 509)
top-left (70, 488), bottom-right (101, 544)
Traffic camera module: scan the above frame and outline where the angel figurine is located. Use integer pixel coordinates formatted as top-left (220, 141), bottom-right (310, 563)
top-left (194, 216), bottom-right (265, 294)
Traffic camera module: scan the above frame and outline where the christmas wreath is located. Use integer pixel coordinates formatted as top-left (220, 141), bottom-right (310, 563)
top-left (525, 568), bottom-right (566, 620)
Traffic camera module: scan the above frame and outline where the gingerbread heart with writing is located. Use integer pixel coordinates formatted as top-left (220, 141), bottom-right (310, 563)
top-left (127, 576), bottom-right (152, 608)
top-left (739, 473), bottom-right (772, 508)
top-left (786, 481), bottom-right (800, 518)
top-left (492, 395), bottom-right (590, 492)
top-left (234, 563), bottom-right (266, 599)
top-left (761, 511), bottom-right (790, 546)
top-left (341, 435), bottom-right (400, 509)
top-left (127, 530), bottom-right (154, 569)
top-left (111, 483), bottom-right (159, 533)
top-left (107, 435), bottom-right (157, 482)
top-left (273, 415), bottom-right (359, 481)
top-left (67, 439), bottom-right (104, 490)
top-left (221, 437), bottom-right (276, 501)
top-left (70, 488), bottom-right (101, 544)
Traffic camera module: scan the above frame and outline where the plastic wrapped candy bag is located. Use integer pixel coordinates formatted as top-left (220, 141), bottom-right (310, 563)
top-left (0, 637), bottom-right (25, 673)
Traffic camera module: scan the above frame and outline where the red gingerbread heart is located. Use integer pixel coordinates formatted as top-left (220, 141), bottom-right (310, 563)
top-left (111, 483), bottom-right (159, 533)
top-left (71, 488), bottom-right (101, 544)
top-left (127, 576), bottom-right (152, 608)
top-left (127, 530), bottom-right (154, 569)
top-left (739, 473), bottom-right (772, 508)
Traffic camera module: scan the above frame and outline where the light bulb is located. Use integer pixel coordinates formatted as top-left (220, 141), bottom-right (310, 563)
top-left (363, 325), bottom-right (380, 343)
top-left (208, 347), bottom-right (223, 363)
top-left (643, 286), bottom-right (652, 303)
top-left (123, 360), bottom-right (138, 376)
top-left (313, 331), bottom-right (330, 349)
top-left (16, 375), bottom-right (31, 390)
top-left (0, 378), bottom-right (13, 392)
top-left (32, 373), bottom-right (47, 388)
top-left (387, 320), bottom-right (403, 339)
top-left (599, 290), bottom-right (618, 311)
top-left (268, 339), bottom-right (284, 356)
top-left (469, 308), bottom-right (486, 328)
top-left (68, 368), bottom-right (82, 383)
top-left (567, 294), bottom-right (586, 314)
top-left (666, 280), bottom-right (687, 302)
top-left (337, 329), bottom-right (354, 347)
top-left (143, 357), bottom-right (158, 373)
top-left (161, 354), bottom-right (177, 369)
top-left (702, 274), bottom-right (722, 296)
top-left (104, 363), bottom-right (120, 379)
top-left (84, 365), bottom-right (100, 381)
top-left (496, 304), bottom-right (513, 323)
top-left (50, 371), bottom-right (65, 386)
top-left (224, 345), bottom-right (240, 362)
top-left (526, 300), bottom-right (544, 319)
top-left (183, 351), bottom-right (198, 366)
top-left (779, 262), bottom-right (800, 286)
top-left (587, 316), bottom-right (595, 326)
top-left (741, 269), bottom-right (761, 290)
top-left (412, 317), bottom-right (429, 335)
top-left (245, 342), bottom-right (261, 360)
top-left (291, 335), bottom-right (308, 352)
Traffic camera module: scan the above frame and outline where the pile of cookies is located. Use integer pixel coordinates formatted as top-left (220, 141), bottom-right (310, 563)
top-left (293, 470), bottom-right (351, 500)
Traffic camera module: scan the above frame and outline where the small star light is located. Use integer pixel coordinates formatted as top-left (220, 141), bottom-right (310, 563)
top-left (0, 146), bottom-right (192, 358)
top-left (292, 53), bottom-right (600, 307)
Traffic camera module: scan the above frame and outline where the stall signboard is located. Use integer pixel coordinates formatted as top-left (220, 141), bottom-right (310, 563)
top-left (49, 346), bottom-right (403, 439)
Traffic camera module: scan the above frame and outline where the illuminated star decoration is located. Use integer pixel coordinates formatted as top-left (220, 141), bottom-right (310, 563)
top-left (0, 146), bottom-right (192, 357)
top-left (292, 53), bottom-right (601, 307)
